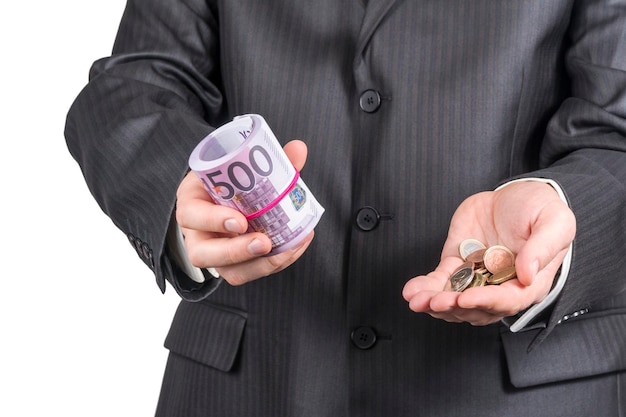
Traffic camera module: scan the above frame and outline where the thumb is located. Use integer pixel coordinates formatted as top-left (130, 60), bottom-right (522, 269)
top-left (514, 201), bottom-right (575, 286)
top-left (283, 140), bottom-right (308, 171)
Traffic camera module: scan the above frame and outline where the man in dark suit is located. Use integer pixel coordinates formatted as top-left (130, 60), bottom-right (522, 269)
top-left (65, 1), bottom-right (626, 416)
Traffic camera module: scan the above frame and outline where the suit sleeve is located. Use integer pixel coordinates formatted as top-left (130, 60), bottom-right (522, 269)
top-left (64, 0), bottom-right (226, 300)
top-left (519, 0), bottom-right (626, 343)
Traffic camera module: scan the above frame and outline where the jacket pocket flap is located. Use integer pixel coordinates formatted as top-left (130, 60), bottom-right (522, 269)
top-left (164, 301), bottom-right (247, 372)
top-left (501, 311), bottom-right (626, 388)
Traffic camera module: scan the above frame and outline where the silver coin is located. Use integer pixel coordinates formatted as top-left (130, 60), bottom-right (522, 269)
top-left (459, 239), bottom-right (487, 260)
top-left (449, 261), bottom-right (475, 292)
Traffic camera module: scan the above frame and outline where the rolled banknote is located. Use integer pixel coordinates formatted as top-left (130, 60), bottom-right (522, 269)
top-left (189, 114), bottom-right (324, 255)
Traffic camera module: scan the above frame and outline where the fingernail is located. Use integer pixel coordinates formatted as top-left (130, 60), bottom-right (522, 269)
top-left (248, 238), bottom-right (269, 256)
top-left (224, 218), bottom-right (243, 233)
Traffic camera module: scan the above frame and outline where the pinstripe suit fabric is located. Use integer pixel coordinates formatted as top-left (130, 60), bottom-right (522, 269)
top-left (66, 0), bottom-right (626, 416)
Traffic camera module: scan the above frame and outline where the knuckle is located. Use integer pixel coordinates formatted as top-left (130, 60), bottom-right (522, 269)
top-left (175, 209), bottom-right (185, 227)
top-left (186, 246), bottom-right (207, 268)
top-left (224, 273), bottom-right (247, 286)
top-left (175, 204), bottom-right (191, 227)
top-left (225, 243), bottom-right (247, 265)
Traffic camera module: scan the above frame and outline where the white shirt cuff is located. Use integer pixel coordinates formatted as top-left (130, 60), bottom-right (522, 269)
top-left (167, 219), bottom-right (221, 284)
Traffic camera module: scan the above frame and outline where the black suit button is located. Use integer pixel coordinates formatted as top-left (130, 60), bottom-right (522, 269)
top-left (351, 326), bottom-right (377, 349)
top-left (128, 234), bottom-right (143, 255)
top-left (141, 242), bottom-right (150, 259)
top-left (359, 89), bottom-right (381, 113)
top-left (141, 242), bottom-right (155, 268)
top-left (356, 206), bottom-right (380, 231)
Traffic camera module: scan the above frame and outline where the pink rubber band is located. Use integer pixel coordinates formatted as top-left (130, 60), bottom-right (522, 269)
top-left (245, 169), bottom-right (300, 220)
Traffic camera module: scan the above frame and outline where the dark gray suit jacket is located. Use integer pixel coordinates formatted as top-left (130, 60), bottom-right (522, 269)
top-left (66, 1), bottom-right (626, 416)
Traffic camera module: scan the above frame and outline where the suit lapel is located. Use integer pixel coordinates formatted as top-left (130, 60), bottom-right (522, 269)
top-left (355, 0), bottom-right (400, 56)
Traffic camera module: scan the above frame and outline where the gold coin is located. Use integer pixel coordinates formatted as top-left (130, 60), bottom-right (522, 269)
top-left (468, 270), bottom-right (489, 289)
top-left (483, 245), bottom-right (515, 274)
top-left (487, 266), bottom-right (517, 285)
top-left (459, 239), bottom-right (487, 260)
top-left (474, 267), bottom-right (489, 275)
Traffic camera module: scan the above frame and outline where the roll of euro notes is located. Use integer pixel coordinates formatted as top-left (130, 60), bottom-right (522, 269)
top-left (189, 114), bottom-right (324, 255)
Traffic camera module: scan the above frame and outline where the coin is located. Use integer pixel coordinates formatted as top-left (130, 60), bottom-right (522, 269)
top-left (459, 239), bottom-right (487, 260)
top-left (468, 270), bottom-right (489, 288)
top-left (487, 266), bottom-right (517, 285)
top-left (448, 261), bottom-right (475, 292)
top-left (466, 248), bottom-right (486, 267)
top-left (483, 245), bottom-right (515, 274)
top-left (454, 240), bottom-right (518, 291)
top-left (475, 267), bottom-right (489, 275)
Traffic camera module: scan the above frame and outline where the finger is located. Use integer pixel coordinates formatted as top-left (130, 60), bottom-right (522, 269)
top-left (407, 290), bottom-right (441, 312)
top-left (184, 231), bottom-right (273, 269)
top-left (428, 311), bottom-right (464, 323)
top-left (428, 290), bottom-right (462, 312)
top-left (430, 308), bottom-right (502, 326)
top-left (176, 171), bottom-right (250, 234)
top-left (402, 256), bottom-right (466, 301)
top-left (283, 140), bottom-right (308, 171)
top-left (402, 274), bottom-right (447, 303)
top-left (457, 282), bottom-right (530, 317)
top-left (217, 231), bottom-right (315, 285)
top-left (426, 295), bottom-right (503, 325)
top-left (515, 201), bottom-right (575, 285)
top-left (453, 310), bottom-right (502, 326)
top-left (177, 198), bottom-right (248, 234)
top-left (177, 171), bottom-right (213, 201)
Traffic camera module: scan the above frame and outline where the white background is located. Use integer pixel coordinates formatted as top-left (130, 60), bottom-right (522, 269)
top-left (1, 2), bottom-right (181, 416)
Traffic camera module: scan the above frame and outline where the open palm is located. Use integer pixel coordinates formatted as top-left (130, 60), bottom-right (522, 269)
top-left (402, 181), bottom-right (576, 326)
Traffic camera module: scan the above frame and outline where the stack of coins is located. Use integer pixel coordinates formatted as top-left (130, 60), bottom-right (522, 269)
top-left (446, 239), bottom-right (517, 292)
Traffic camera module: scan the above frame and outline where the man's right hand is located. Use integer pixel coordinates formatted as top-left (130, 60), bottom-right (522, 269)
top-left (175, 140), bottom-right (314, 286)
